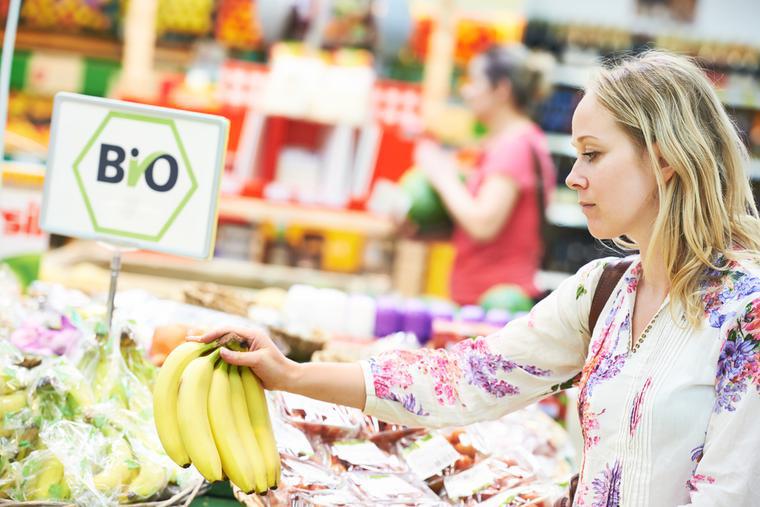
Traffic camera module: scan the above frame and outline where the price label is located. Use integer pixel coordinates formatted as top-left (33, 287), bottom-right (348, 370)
top-left (402, 433), bottom-right (460, 480)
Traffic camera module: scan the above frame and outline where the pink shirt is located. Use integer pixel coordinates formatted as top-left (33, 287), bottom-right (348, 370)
top-left (450, 123), bottom-right (556, 304)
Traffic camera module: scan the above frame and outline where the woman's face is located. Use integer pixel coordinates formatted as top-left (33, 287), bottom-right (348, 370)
top-left (566, 92), bottom-right (660, 243)
top-left (461, 56), bottom-right (503, 120)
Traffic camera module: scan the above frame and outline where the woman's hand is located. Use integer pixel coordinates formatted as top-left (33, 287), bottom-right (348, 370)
top-left (414, 139), bottom-right (461, 191)
top-left (187, 326), bottom-right (299, 392)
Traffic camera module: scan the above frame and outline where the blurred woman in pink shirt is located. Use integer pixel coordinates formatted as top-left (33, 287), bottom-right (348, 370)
top-left (416, 44), bottom-right (557, 305)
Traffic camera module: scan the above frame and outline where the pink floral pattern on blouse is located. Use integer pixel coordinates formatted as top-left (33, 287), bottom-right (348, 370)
top-left (360, 256), bottom-right (760, 506)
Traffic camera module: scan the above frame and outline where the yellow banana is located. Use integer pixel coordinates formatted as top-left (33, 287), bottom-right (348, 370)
top-left (92, 437), bottom-right (136, 493)
top-left (0, 391), bottom-right (26, 417)
top-left (208, 361), bottom-right (256, 494)
top-left (24, 451), bottom-right (63, 500)
top-left (153, 341), bottom-right (216, 467)
top-left (228, 366), bottom-right (268, 493)
top-left (177, 349), bottom-right (223, 482)
top-left (122, 454), bottom-right (167, 502)
top-left (241, 367), bottom-right (281, 488)
top-left (26, 453), bottom-right (68, 501)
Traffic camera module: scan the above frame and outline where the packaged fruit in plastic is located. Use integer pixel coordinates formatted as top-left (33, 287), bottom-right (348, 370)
top-left (278, 391), bottom-right (363, 440)
top-left (346, 470), bottom-right (444, 506)
top-left (325, 438), bottom-right (407, 474)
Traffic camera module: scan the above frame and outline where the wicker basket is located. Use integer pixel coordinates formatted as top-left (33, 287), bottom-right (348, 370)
top-left (0, 479), bottom-right (207, 507)
top-left (183, 283), bottom-right (252, 317)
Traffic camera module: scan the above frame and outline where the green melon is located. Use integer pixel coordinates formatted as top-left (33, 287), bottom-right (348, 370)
top-left (399, 167), bottom-right (452, 231)
top-left (479, 284), bottom-right (534, 313)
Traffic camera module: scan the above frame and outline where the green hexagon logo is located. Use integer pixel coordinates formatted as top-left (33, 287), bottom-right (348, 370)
top-left (72, 111), bottom-right (198, 242)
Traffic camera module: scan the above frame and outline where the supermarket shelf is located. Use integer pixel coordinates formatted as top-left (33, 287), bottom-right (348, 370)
top-left (42, 240), bottom-right (393, 295)
top-left (4, 30), bottom-right (193, 65)
top-left (218, 195), bottom-right (396, 238)
top-left (546, 132), bottom-right (576, 159)
top-left (12, 30), bottom-right (122, 60)
top-left (550, 63), bottom-right (598, 90)
top-left (749, 158), bottom-right (760, 181)
top-left (1, 160), bottom-right (46, 185)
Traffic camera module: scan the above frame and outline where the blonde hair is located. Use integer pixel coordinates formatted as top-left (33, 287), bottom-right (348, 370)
top-left (591, 50), bottom-right (760, 325)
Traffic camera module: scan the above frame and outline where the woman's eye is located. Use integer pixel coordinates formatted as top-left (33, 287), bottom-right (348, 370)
top-left (582, 151), bottom-right (598, 162)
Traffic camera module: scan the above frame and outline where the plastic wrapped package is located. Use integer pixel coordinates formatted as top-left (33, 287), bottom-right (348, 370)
top-left (289, 487), bottom-right (366, 506)
top-left (360, 415), bottom-right (427, 453)
top-left (440, 455), bottom-right (539, 504)
top-left (262, 454), bottom-right (345, 507)
top-left (2, 448), bottom-right (71, 502)
top-left (466, 482), bottom-right (564, 507)
top-left (0, 341), bottom-right (33, 395)
top-left (10, 313), bottom-right (83, 357)
top-left (74, 328), bottom-right (155, 415)
top-left (28, 357), bottom-right (94, 423)
top-left (278, 391), bottom-right (363, 440)
top-left (464, 408), bottom-right (575, 482)
top-left (33, 412), bottom-right (196, 506)
top-left (396, 429), bottom-right (481, 496)
top-left (321, 438), bottom-right (407, 474)
top-left (346, 471), bottom-right (445, 506)
top-left (271, 411), bottom-right (316, 458)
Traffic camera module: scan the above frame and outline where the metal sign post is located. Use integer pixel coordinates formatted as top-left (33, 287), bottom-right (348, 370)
top-left (0, 0), bottom-right (23, 198)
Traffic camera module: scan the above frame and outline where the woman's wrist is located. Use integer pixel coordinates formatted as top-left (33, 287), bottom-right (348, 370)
top-left (281, 359), bottom-right (304, 393)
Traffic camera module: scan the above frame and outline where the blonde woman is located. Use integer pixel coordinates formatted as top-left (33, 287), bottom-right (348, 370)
top-left (194, 51), bottom-right (760, 506)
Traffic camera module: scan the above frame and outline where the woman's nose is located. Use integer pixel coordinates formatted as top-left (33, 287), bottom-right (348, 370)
top-left (565, 161), bottom-right (589, 190)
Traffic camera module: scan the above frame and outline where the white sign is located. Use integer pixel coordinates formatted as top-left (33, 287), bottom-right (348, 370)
top-left (41, 93), bottom-right (228, 259)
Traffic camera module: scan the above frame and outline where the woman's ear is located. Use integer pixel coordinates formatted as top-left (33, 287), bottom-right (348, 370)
top-left (653, 143), bottom-right (675, 182)
top-left (495, 78), bottom-right (513, 104)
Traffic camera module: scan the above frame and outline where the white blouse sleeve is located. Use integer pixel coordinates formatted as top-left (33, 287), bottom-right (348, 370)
top-left (679, 293), bottom-right (760, 506)
top-left (359, 258), bottom-right (611, 428)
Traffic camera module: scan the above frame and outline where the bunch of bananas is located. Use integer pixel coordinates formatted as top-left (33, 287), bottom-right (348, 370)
top-left (154, 341), bottom-right (280, 494)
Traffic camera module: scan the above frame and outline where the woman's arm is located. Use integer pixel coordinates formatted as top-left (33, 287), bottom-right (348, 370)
top-left (415, 140), bottom-right (519, 242)
top-left (189, 328), bottom-right (367, 410)
top-left (193, 258), bottom-right (611, 429)
top-left (434, 172), bottom-right (518, 242)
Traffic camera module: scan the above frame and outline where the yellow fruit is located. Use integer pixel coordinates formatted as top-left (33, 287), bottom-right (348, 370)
top-left (176, 349), bottom-right (223, 482)
top-left (153, 341), bottom-right (216, 467)
top-left (240, 367), bottom-right (281, 488)
top-left (208, 362), bottom-right (256, 494)
top-left (228, 366), bottom-right (268, 493)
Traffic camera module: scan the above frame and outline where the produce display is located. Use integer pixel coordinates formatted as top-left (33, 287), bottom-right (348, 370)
top-left (0, 286), bottom-right (200, 505)
top-left (1, 278), bottom-right (573, 506)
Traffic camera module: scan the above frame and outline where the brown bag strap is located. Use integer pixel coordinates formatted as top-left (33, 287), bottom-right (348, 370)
top-left (588, 258), bottom-right (633, 335)
top-left (528, 143), bottom-right (550, 268)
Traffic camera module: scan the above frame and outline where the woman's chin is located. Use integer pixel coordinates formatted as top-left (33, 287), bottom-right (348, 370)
top-left (586, 222), bottom-right (617, 241)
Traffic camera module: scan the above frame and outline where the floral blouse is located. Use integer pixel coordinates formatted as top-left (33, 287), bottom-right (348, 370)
top-left (359, 256), bottom-right (760, 506)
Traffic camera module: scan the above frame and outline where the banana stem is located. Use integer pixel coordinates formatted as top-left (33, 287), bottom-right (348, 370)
top-left (220, 333), bottom-right (248, 352)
